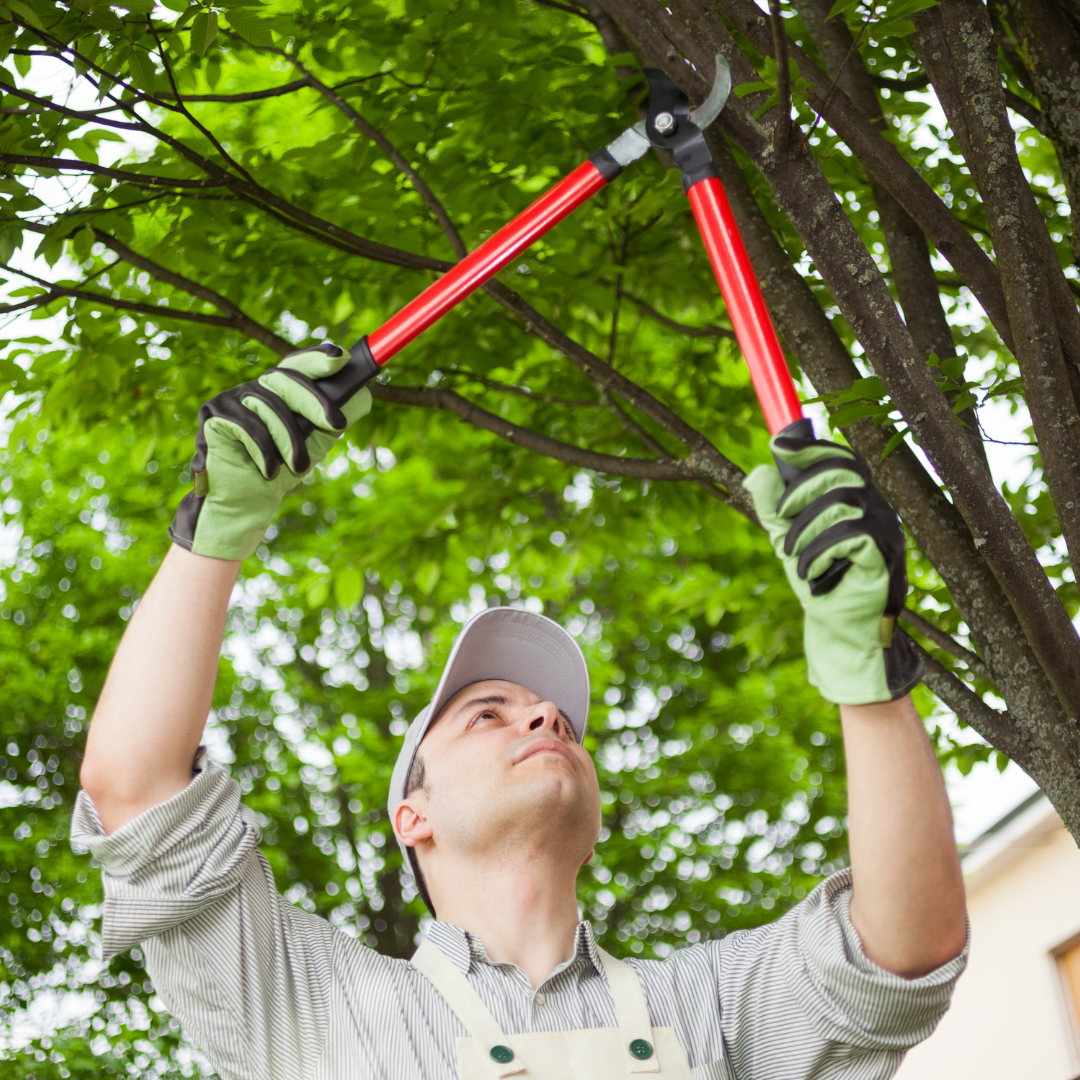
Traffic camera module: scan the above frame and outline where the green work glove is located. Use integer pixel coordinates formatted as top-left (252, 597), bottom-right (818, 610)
top-left (743, 431), bottom-right (923, 704)
top-left (168, 343), bottom-right (373, 561)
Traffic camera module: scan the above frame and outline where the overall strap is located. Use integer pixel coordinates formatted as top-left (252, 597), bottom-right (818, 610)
top-left (596, 948), bottom-right (662, 1074)
top-left (412, 938), bottom-right (524, 1079)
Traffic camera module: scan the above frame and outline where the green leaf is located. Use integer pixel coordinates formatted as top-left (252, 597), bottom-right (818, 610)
top-left (884, 0), bottom-right (938, 17)
top-left (0, 22), bottom-right (18, 60)
top-left (940, 355), bottom-right (965, 381)
top-left (158, 0), bottom-right (190, 11)
top-left (115, 0), bottom-right (156, 13)
top-left (72, 223), bottom-right (95, 260)
top-left (190, 9), bottom-right (219, 57)
top-left (333, 566), bottom-right (362, 609)
top-left (6, 0), bottom-right (44, 31)
top-left (306, 577), bottom-right (329, 608)
top-left (174, 4), bottom-right (200, 30)
top-left (753, 92), bottom-right (780, 119)
top-left (872, 17), bottom-right (917, 37)
top-left (826, 0), bottom-right (863, 20)
top-left (829, 400), bottom-right (890, 427)
top-left (96, 352), bottom-right (121, 393)
top-left (415, 561), bottom-right (440, 595)
top-left (734, 80), bottom-right (772, 98)
top-left (880, 426), bottom-right (909, 460)
top-left (128, 48), bottom-right (158, 92)
top-left (226, 8), bottom-right (272, 46)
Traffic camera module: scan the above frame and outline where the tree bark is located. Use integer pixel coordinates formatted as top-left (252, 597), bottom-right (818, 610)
top-left (936, 0), bottom-right (1080, 592)
top-left (595, 0), bottom-right (1080, 838)
top-left (1001, 0), bottom-right (1080, 266)
top-left (793, 0), bottom-right (988, 469)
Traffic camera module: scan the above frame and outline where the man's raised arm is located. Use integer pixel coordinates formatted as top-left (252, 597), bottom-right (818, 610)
top-left (81, 547), bottom-right (241, 834)
top-left (80, 344), bottom-right (372, 835)
top-left (745, 429), bottom-right (966, 979)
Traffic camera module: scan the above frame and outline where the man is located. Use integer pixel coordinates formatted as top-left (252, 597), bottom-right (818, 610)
top-left (73, 343), bottom-right (968, 1079)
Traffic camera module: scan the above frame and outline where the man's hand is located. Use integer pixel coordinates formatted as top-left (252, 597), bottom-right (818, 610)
top-left (83, 342), bottom-right (372, 832)
top-left (744, 431), bottom-right (922, 704)
top-left (168, 343), bottom-right (372, 561)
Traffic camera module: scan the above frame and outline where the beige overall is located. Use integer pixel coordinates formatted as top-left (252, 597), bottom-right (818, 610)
top-left (413, 938), bottom-right (694, 1080)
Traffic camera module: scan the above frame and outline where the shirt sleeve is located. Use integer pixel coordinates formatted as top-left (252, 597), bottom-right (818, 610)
top-left (70, 748), bottom-right (336, 1080)
top-left (717, 869), bottom-right (968, 1079)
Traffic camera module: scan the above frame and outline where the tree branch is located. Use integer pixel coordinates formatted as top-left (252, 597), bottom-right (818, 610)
top-left (937, 0), bottom-right (1080, 596)
top-left (532, 0), bottom-right (597, 23)
top-left (368, 382), bottom-right (722, 489)
top-left (0, 263), bottom-right (252, 331)
top-left (870, 72), bottom-right (930, 91)
top-left (145, 17), bottom-right (258, 187)
top-left (900, 607), bottom-right (992, 682)
top-left (279, 50), bottom-right (468, 260)
top-left (92, 232), bottom-right (294, 354)
top-left (480, 278), bottom-right (755, 516)
top-left (618, 289), bottom-right (735, 338)
top-left (911, 637), bottom-right (1027, 762)
top-left (0, 154), bottom-right (221, 190)
top-left (1003, 88), bottom-right (1044, 131)
top-left (600, 0), bottom-right (1080, 726)
top-left (768, 0), bottom-right (792, 158)
top-left (430, 370), bottom-right (600, 407)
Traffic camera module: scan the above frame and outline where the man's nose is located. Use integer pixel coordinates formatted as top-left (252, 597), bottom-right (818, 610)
top-left (525, 700), bottom-right (562, 734)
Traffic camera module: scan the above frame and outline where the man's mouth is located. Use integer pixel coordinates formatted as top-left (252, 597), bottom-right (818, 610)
top-left (515, 738), bottom-right (575, 766)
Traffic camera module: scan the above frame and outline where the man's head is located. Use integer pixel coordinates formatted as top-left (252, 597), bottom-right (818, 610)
top-left (386, 608), bottom-right (596, 915)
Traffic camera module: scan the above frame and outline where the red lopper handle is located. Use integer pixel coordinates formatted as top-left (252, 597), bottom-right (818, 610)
top-left (368, 161), bottom-right (611, 364)
top-left (686, 177), bottom-right (803, 435)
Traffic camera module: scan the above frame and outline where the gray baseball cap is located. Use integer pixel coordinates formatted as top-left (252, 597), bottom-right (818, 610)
top-left (387, 606), bottom-right (590, 877)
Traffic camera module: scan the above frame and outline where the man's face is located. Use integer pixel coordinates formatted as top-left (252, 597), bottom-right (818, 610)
top-left (394, 679), bottom-right (602, 874)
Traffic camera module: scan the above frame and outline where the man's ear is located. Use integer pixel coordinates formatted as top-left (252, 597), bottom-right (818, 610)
top-left (582, 848), bottom-right (595, 867)
top-left (394, 796), bottom-right (434, 849)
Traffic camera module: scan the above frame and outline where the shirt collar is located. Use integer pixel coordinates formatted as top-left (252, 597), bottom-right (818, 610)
top-left (425, 920), bottom-right (603, 979)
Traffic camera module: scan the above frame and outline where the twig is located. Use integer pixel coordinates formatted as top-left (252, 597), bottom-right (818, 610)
top-left (806, 4), bottom-right (875, 138)
top-left (1002, 89), bottom-right (1044, 132)
top-left (532, 0), bottom-right (597, 22)
top-left (368, 383), bottom-right (706, 486)
top-left (91, 232), bottom-right (293, 354)
top-left (145, 17), bottom-right (258, 186)
top-left (899, 607), bottom-right (992, 682)
top-left (0, 153), bottom-right (220, 190)
top-left (909, 637), bottom-right (1024, 761)
top-left (0, 262), bottom-right (256, 333)
top-left (279, 49), bottom-right (468, 259)
top-left (768, 0), bottom-right (791, 158)
top-left (870, 72), bottom-right (929, 91)
top-left (618, 289), bottom-right (734, 339)
top-left (431, 370), bottom-right (599, 407)
top-left (482, 279), bottom-right (755, 516)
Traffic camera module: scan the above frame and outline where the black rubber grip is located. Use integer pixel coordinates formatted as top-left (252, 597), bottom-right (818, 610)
top-left (294, 336), bottom-right (380, 439)
top-left (774, 417), bottom-right (815, 484)
top-left (588, 147), bottom-right (623, 182)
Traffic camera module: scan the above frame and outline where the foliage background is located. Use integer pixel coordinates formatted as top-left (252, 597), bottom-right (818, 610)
top-left (0, 0), bottom-right (1063, 1073)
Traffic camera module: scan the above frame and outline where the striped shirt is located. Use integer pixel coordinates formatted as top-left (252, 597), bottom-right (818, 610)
top-left (70, 749), bottom-right (967, 1080)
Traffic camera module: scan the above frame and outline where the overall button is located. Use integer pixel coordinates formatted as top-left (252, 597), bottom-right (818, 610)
top-left (534, 992), bottom-right (546, 1006)
top-left (490, 1045), bottom-right (515, 1064)
top-left (629, 1039), bottom-right (654, 1060)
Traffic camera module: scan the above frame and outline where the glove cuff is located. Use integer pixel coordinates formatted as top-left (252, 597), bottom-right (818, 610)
top-left (883, 630), bottom-right (925, 700)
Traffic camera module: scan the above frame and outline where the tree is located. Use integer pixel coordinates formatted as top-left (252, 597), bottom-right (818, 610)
top-left (0, 0), bottom-right (1076, 1073)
